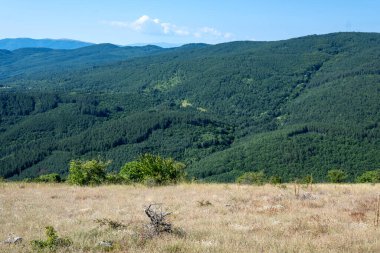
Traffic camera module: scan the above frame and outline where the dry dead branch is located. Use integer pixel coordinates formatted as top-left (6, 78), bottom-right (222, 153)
top-left (375, 195), bottom-right (380, 227)
top-left (144, 204), bottom-right (173, 236)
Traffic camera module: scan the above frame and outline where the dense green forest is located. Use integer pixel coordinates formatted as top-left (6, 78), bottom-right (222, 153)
top-left (0, 32), bottom-right (379, 182)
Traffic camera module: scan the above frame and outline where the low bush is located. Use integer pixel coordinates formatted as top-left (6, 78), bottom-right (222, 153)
top-left (269, 175), bottom-right (282, 185)
top-left (236, 171), bottom-right (266, 185)
top-left (327, 169), bottom-right (347, 183)
top-left (31, 226), bottom-right (72, 251)
top-left (119, 154), bottom-right (186, 185)
top-left (105, 172), bottom-right (125, 184)
top-left (67, 159), bottom-right (110, 186)
top-left (301, 175), bottom-right (313, 184)
top-left (356, 169), bottom-right (380, 183)
top-left (35, 173), bottom-right (62, 183)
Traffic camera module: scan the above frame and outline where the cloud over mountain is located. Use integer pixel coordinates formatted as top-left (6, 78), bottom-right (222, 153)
top-left (102, 15), bottom-right (232, 40)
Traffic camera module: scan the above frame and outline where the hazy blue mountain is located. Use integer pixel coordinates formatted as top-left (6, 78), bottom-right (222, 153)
top-left (0, 38), bottom-right (94, 50)
top-left (0, 44), bottom-right (168, 79)
top-left (127, 42), bottom-right (183, 48)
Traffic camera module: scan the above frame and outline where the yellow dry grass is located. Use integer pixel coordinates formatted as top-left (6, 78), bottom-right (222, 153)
top-left (0, 182), bottom-right (379, 252)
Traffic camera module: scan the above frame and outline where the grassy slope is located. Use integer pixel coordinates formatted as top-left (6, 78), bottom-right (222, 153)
top-left (0, 183), bottom-right (379, 253)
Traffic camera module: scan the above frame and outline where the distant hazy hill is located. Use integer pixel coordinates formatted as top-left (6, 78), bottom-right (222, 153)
top-left (0, 43), bottom-right (167, 79)
top-left (0, 38), bottom-right (94, 50)
top-left (0, 32), bottom-right (379, 182)
top-left (127, 42), bottom-right (183, 48)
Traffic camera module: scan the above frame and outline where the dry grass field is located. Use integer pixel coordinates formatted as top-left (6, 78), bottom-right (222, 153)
top-left (0, 182), bottom-right (379, 252)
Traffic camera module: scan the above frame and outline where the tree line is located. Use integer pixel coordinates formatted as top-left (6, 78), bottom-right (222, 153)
top-left (3, 154), bottom-right (377, 185)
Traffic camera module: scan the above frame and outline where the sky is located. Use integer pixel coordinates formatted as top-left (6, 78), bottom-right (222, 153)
top-left (0, 0), bottom-right (379, 45)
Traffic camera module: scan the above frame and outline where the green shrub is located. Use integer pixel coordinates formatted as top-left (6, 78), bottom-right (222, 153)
top-left (119, 161), bottom-right (145, 183)
top-left (236, 171), bottom-right (266, 185)
top-left (105, 172), bottom-right (125, 184)
top-left (35, 173), bottom-right (62, 183)
top-left (67, 159), bottom-right (110, 186)
top-left (301, 175), bottom-right (313, 184)
top-left (356, 169), bottom-right (380, 183)
top-left (327, 169), bottom-right (347, 183)
top-left (269, 175), bottom-right (282, 185)
top-left (119, 154), bottom-right (186, 185)
top-left (31, 226), bottom-right (72, 251)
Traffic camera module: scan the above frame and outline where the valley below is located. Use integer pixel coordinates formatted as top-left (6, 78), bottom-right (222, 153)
top-left (1, 32), bottom-right (379, 183)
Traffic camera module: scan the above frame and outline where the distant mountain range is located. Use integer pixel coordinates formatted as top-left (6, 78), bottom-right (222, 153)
top-left (127, 42), bottom-right (183, 48)
top-left (0, 38), bottom-right (183, 50)
top-left (0, 38), bottom-right (94, 50)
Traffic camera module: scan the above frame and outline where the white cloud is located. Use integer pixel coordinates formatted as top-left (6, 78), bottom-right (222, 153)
top-left (102, 15), bottom-right (231, 40)
top-left (200, 27), bottom-right (222, 36)
top-left (103, 15), bottom-right (190, 36)
top-left (130, 15), bottom-right (151, 31)
top-left (195, 27), bottom-right (232, 39)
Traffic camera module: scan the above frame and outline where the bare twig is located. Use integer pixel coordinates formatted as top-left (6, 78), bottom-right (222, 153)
top-left (144, 203), bottom-right (173, 235)
top-left (294, 181), bottom-right (300, 198)
top-left (375, 195), bottom-right (380, 227)
top-left (94, 218), bottom-right (128, 230)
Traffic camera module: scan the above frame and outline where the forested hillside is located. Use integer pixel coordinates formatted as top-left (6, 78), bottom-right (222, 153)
top-left (0, 32), bottom-right (379, 182)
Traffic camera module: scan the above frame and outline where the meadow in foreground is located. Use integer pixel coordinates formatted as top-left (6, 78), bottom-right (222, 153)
top-left (0, 183), bottom-right (379, 252)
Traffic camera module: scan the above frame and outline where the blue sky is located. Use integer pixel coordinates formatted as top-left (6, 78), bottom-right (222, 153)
top-left (0, 0), bottom-right (379, 44)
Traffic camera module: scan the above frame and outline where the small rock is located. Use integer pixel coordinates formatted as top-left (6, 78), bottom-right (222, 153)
top-left (4, 235), bottom-right (22, 244)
